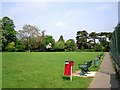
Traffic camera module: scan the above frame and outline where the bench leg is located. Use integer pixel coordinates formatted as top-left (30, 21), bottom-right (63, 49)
top-left (80, 68), bottom-right (86, 76)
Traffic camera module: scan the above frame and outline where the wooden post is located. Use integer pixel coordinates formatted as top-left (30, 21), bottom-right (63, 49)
top-left (70, 65), bottom-right (72, 81)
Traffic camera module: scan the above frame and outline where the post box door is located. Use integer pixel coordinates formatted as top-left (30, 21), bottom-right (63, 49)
top-left (64, 64), bottom-right (71, 76)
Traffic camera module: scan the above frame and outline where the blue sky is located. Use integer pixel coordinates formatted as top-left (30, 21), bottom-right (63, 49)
top-left (118, 1), bottom-right (120, 21)
top-left (1, 2), bottom-right (118, 41)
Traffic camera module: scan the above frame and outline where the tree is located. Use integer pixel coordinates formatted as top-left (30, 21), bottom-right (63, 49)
top-left (54, 41), bottom-right (65, 51)
top-left (54, 35), bottom-right (65, 51)
top-left (17, 24), bottom-right (40, 52)
top-left (91, 32), bottom-right (112, 52)
top-left (65, 39), bottom-right (76, 51)
top-left (98, 32), bottom-right (106, 43)
top-left (0, 19), bottom-right (2, 51)
top-left (44, 35), bottom-right (55, 51)
top-left (107, 32), bottom-right (112, 40)
top-left (76, 30), bottom-right (88, 49)
top-left (89, 32), bottom-right (98, 48)
top-left (98, 32), bottom-right (110, 48)
top-left (15, 40), bottom-right (25, 52)
top-left (1, 16), bottom-right (16, 51)
top-left (58, 35), bottom-right (65, 43)
top-left (94, 44), bottom-right (103, 52)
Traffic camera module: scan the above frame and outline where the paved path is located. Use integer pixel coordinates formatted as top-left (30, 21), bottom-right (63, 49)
top-left (88, 52), bottom-right (120, 89)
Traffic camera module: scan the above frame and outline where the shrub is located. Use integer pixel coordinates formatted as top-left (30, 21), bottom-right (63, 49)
top-left (15, 45), bottom-right (25, 52)
top-left (94, 44), bottom-right (103, 52)
top-left (5, 42), bottom-right (15, 52)
top-left (54, 41), bottom-right (65, 51)
top-left (65, 39), bottom-right (76, 51)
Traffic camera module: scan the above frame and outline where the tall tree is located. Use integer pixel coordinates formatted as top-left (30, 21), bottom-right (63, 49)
top-left (98, 32), bottom-right (109, 47)
top-left (96, 32), bottom-right (112, 51)
top-left (39, 30), bottom-right (46, 51)
top-left (107, 32), bottom-right (112, 40)
top-left (58, 35), bottom-right (65, 43)
top-left (76, 30), bottom-right (88, 49)
top-left (17, 24), bottom-right (40, 52)
top-left (54, 41), bottom-right (65, 51)
top-left (65, 39), bottom-right (76, 51)
top-left (89, 32), bottom-right (98, 48)
top-left (54, 35), bottom-right (65, 51)
top-left (1, 16), bottom-right (16, 51)
top-left (0, 19), bottom-right (2, 51)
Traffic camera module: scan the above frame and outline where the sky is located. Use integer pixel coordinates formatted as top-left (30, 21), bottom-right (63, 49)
top-left (1, 1), bottom-right (119, 41)
top-left (118, 1), bottom-right (120, 22)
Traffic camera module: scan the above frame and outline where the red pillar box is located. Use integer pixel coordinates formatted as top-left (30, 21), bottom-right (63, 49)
top-left (64, 61), bottom-right (74, 76)
top-left (69, 61), bottom-right (74, 66)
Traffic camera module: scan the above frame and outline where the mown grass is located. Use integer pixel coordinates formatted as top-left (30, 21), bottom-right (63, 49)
top-left (0, 53), bottom-right (2, 89)
top-left (89, 53), bottom-right (105, 71)
top-left (2, 52), bottom-right (103, 88)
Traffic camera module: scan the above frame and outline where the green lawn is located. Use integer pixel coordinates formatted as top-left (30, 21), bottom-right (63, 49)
top-left (0, 53), bottom-right (2, 89)
top-left (2, 52), bottom-right (103, 88)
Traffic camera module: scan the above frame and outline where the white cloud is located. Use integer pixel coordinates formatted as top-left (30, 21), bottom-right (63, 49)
top-left (56, 22), bottom-right (66, 28)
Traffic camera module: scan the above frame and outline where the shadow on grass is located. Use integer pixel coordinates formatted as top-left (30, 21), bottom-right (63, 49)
top-left (62, 76), bottom-right (70, 80)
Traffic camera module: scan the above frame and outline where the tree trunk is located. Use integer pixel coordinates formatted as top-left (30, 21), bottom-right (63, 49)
top-left (94, 38), bottom-right (95, 48)
top-left (28, 37), bottom-right (30, 52)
